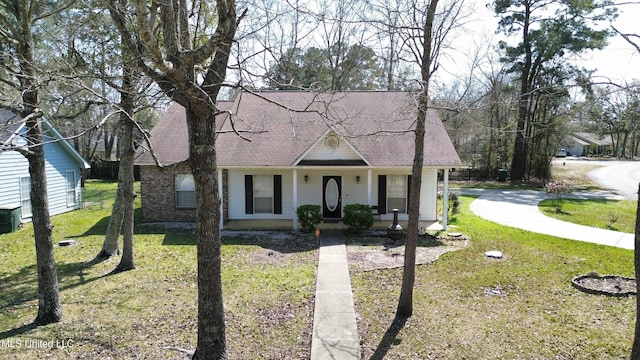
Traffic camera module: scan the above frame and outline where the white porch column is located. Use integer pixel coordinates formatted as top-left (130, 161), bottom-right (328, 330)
top-left (293, 169), bottom-right (298, 230)
top-left (218, 168), bottom-right (224, 230)
top-left (442, 168), bottom-right (449, 231)
top-left (367, 168), bottom-right (372, 206)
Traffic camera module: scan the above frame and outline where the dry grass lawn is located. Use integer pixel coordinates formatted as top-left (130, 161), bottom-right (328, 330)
top-left (1, 170), bottom-right (636, 359)
top-left (0, 181), bottom-right (317, 359)
top-left (351, 196), bottom-right (634, 359)
top-left (550, 159), bottom-right (605, 189)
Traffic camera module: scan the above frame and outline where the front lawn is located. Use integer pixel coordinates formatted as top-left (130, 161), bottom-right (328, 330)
top-left (0, 181), bottom-right (316, 359)
top-left (540, 198), bottom-right (637, 233)
top-left (2, 180), bottom-right (637, 359)
top-left (352, 195), bottom-right (635, 359)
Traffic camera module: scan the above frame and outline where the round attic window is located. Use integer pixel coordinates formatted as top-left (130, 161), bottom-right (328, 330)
top-left (325, 135), bottom-right (339, 149)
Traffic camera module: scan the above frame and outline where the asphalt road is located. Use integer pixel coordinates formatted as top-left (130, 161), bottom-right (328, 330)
top-left (585, 160), bottom-right (640, 200)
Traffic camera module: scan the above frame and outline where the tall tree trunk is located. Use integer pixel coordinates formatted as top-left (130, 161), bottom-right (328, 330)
top-left (97, 180), bottom-right (124, 259)
top-left (396, 0), bottom-right (438, 319)
top-left (621, 131), bottom-right (630, 158)
top-left (510, 3), bottom-right (533, 182)
top-left (396, 91), bottom-right (427, 318)
top-left (114, 58), bottom-right (138, 272)
top-left (511, 93), bottom-right (529, 181)
top-left (114, 112), bottom-right (136, 272)
top-left (96, 128), bottom-right (126, 259)
top-left (27, 118), bottom-right (63, 325)
top-left (631, 130), bottom-right (636, 158)
top-left (632, 182), bottom-right (640, 359)
top-left (187, 101), bottom-right (226, 359)
top-left (16, 2), bottom-right (62, 324)
top-left (104, 131), bottom-right (116, 160)
top-left (96, 41), bottom-right (139, 261)
top-left (106, 0), bottom-right (236, 356)
top-left (487, 98), bottom-right (496, 178)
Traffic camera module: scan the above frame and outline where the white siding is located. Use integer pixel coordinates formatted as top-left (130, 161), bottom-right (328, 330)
top-left (340, 170), bottom-right (369, 206)
top-left (421, 168), bottom-right (438, 221)
top-left (296, 171), bottom-right (321, 207)
top-left (228, 169), bottom-right (294, 220)
top-left (226, 167), bottom-right (438, 222)
top-left (371, 168), bottom-right (437, 221)
top-left (296, 169), bottom-right (369, 213)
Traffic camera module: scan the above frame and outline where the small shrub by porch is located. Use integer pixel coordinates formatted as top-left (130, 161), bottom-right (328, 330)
top-left (342, 204), bottom-right (374, 232)
top-left (296, 204), bottom-right (322, 231)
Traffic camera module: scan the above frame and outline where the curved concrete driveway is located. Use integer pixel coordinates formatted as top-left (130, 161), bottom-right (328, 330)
top-left (466, 189), bottom-right (634, 250)
top-left (588, 160), bottom-right (640, 200)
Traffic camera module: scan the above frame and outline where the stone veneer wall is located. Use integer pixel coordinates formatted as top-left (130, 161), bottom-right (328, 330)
top-left (140, 163), bottom-right (229, 223)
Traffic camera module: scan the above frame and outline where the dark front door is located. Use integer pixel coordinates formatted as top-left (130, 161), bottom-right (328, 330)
top-left (322, 176), bottom-right (342, 219)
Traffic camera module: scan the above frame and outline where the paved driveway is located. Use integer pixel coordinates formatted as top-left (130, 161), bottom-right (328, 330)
top-left (464, 188), bottom-right (634, 250)
top-left (588, 160), bottom-right (640, 200)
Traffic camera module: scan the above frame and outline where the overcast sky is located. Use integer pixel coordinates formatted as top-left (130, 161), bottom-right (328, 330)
top-left (434, 2), bottom-right (639, 86)
top-left (583, 7), bottom-right (639, 83)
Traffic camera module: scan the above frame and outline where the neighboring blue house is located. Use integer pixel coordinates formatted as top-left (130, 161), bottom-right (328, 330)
top-left (0, 109), bottom-right (90, 222)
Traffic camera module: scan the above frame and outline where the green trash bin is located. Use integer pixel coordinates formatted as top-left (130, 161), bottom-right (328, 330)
top-left (0, 205), bottom-right (22, 234)
top-left (497, 168), bottom-right (508, 182)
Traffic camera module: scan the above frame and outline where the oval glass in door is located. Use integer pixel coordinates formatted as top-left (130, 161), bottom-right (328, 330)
top-left (325, 178), bottom-right (339, 211)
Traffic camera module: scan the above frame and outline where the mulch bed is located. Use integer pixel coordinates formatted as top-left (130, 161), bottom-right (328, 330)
top-left (346, 233), bottom-right (470, 272)
top-left (572, 272), bottom-right (636, 296)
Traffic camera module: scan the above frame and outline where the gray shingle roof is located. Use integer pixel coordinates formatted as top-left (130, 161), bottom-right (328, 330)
top-left (136, 91), bottom-right (462, 168)
top-left (0, 109), bottom-right (23, 145)
top-left (574, 132), bottom-right (612, 146)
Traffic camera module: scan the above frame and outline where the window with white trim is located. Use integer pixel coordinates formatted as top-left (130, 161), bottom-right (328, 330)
top-left (387, 175), bottom-right (407, 213)
top-left (253, 175), bottom-right (273, 213)
top-left (66, 170), bottom-right (77, 207)
top-left (175, 174), bottom-right (195, 208)
top-left (20, 177), bottom-right (32, 217)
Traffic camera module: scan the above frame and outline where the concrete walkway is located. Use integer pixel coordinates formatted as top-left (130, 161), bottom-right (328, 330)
top-left (310, 229), bottom-right (361, 360)
top-left (465, 188), bottom-right (634, 250)
top-left (308, 188), bottom-right (634, 359)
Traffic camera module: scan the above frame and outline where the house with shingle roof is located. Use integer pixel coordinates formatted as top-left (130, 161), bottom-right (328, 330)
top-left (135, 91), bottom-right (462, 230)
top-left (559, 132), bottom-right (613, 157)
top-left (0, 109), bottom-right (90, 225)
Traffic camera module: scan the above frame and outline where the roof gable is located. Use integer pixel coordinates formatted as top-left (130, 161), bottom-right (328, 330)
top-left (0, 109), bottom-right (90, 169)
top-left (295, 129), bottom-right (370, 166)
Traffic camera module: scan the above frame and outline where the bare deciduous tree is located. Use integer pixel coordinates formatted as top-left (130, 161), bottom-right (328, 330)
top-left (0, 0), bottom-right (73, 325)
top-left (397, 0), bottom-right (441, 318)
top-left (107, 0), bottom-right (242, 357)
top-left (111, 55), bottom-right (139, 272)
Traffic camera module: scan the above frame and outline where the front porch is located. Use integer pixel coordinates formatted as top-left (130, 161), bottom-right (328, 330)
top-left (223, 219), bottom-right (445, 232)
top-left (220, 167), bottom-right (453, 231)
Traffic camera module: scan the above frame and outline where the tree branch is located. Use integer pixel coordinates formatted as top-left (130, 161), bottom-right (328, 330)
top-left (612, 25), bottom-right (640, 54)
top-left (106, 0), bottom-right (174, 94)
top-left (134, 0), bottom-right (174, 73)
